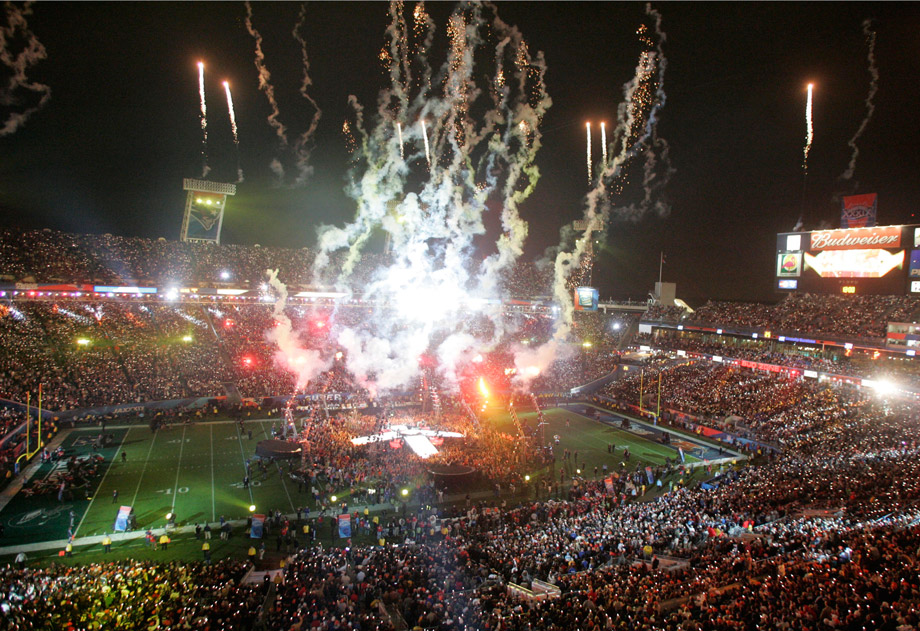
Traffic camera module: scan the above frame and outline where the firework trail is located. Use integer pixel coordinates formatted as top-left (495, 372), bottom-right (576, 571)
top-left (0, 2), bottom-right (50, 137)
top-left (244, 1), bottom-right (288, 180)
top-left (396, 121), bottom-right (404, 159)
top-left (342, 119), bottom-right (357, 154)
top-left (586, 122), bottom-right (592, 184)
top-left (841, 20), bottom-right (878, 181)
top-left (420, 119), bottom-right (431, 168)
top-left (223, 81), bottom-right (243, 182)
top-left (304, 1), bottom-right (550, 393)
top-left (223, 81), bottom-right (238, 144)
top-left (803, 83), bottom-right (814, 174)
top-left (549, 3), bottom-right (670, 347)
top-left (292, 3), bottom-right (322, 185)
top-left (619, 129), bottom-right (675, 221)
top-left (601, 122), bottom-right (607, 165)
top-left (196, 62), bottom-right (210, 176)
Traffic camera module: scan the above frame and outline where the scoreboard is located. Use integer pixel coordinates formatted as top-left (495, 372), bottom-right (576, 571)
top-left (776, 224), bottom-right (920, 295)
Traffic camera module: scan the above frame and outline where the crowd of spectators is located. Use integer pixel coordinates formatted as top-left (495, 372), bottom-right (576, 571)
top-left (685, 293), bottom-right (920, 340)
top-left (638, 329), bottom-right (920, 387)
top-left (6, 366), bottom-right (920, 630)
top-left (1, 559), bottom-right (264, 630)
top-left (0, 227), bottom-right (316, 287)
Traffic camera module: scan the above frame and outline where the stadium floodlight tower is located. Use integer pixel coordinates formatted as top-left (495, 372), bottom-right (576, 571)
top-left (180, 179), bottom-right (237, 244)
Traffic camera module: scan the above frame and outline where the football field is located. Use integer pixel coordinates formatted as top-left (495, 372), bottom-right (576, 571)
top-left (0, 405), bottom-right (723, 553)
top-left (0, 418), bottom-right (308, 548)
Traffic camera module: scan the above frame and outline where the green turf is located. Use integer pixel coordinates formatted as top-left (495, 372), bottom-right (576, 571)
top-left (483, 405), bottom-right (700, 480)
top-left (0, 420), bottom-right (312, 547)
top-left (1, 405), bottom-right (730, 568)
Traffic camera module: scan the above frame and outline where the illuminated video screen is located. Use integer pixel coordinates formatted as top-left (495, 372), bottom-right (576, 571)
top-left (776, 225), bottom-right (920, 295)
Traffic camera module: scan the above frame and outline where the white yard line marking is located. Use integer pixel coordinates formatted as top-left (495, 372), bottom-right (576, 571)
top-left (170, 424), bottom-right (188, 513)
top-left (210, 424), bottom-right (216, 522)
top-left (74, 428), bottom-right (130, 537)
top-left (130, 428), bottom-right (159, 508)
top-left (235, 424), bottom-right (254, 505)
top-left (260, 420), bottom-right (296, 513)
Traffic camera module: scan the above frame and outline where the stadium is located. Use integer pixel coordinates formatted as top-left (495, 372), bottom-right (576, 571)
top-left (3, 2), bottom-right (920, 631)
top-left (2, 222), bottom-right (919, 629)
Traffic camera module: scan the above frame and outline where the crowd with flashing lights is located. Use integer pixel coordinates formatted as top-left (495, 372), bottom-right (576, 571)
top-left (599, 361), bottom-right (825, 428)
top-left (5, 229), bottom-right (920, 627)
top-left (636, 330), bottom-right (920, 386)
top-left (3, 376), bottom-right (920, 630)
top-left (0, 299), bottom-right (639, 418)
top-left (0, 559), bottom-right (264, 630)
top-left (687, 293), bottom-right (920, 340)
top-left (0, 227), bottom-right (317, 287)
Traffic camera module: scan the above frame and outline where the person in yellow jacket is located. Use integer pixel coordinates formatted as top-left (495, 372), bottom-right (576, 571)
top-left (102, 534), bottom-right (112, 553)
top-left (65, 542), bottom-right (73, 557)
top-left (202, 541), bottom-right (211, 563)
top-left (159, 533), bottom-right (170, 550)
top-left (247, 545), bottom-right (257, 561)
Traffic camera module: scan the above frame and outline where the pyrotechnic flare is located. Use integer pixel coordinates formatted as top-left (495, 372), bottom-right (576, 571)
top-left (841, 20), bottom-right (878, 181)
top-left (803, 83), bottom-right (814, 174)
top-left (397, 121), bottom-right (404, 160)
top-left (197, 62), bottom-right (209, 177)
top-left (600, 122), bottom-right (607, 165)
top-left (223, 81), bottom-right (243, 182)
top-left (223, 81), bottom-right (238, 144)
top-left (420, 119), bottom-right (431, 168)
top-left (0, 2), bottom-right (51, 137)
top-left (586, 122), bottom-right (592, 184)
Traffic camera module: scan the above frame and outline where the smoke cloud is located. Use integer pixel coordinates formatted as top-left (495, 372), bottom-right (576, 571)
top-left (0, 2), bottom-right (50, 137)
top-left (840, 19), bottom-right (878, 182)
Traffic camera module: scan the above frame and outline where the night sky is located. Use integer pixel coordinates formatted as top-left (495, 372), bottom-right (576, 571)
top-left (2, 2), bottom-right (920, 305)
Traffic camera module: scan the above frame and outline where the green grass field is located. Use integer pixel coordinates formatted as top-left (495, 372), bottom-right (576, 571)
top-left (0, 405), bottom-right (727, 566)
top-left (1, 419), bottom-right (309, 548)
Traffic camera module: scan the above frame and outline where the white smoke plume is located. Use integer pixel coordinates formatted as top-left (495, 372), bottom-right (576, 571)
top-left (292, 3), bottom-right (322, 185)
top-left (840, 19), bottom-right (878, 182)
top-left (615, 130), bottom-right (675, 221)
top-left (244, 1), bottom-right (289, 180)
top-left (550, 3), bottom-right (669, 340)
top-left (265, 269), bottom-right (329, 391)
top-left (0, 1), bottom-right (50, 137)
top-left (273, 2), bottom-right (670, 397)
top-left (306, 1), bottom-right (551, 394)
top-left (511, 337), bottom-right (574, 390)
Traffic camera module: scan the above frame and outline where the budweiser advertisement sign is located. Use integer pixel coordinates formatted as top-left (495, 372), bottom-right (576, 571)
top-left (809, 226), bottom-right (901, 251)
